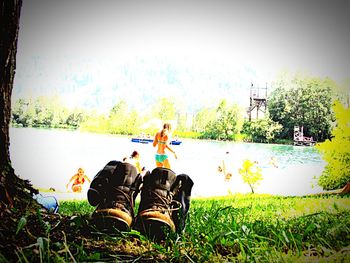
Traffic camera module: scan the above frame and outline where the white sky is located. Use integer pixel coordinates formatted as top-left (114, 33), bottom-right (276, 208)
top-left (14, 0), bottom-right (350, 110)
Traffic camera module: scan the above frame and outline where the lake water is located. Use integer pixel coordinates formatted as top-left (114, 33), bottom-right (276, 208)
top-left (9, 127), bottom-right (326, 199)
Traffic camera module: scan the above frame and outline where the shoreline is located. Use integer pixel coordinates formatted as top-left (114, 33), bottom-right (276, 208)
top-left (11, 126), bottom-right (296, 146)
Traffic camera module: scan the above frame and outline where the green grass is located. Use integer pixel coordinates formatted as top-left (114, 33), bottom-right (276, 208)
top-left (185, 194), bottom-right (350, 261)
top-left (10, 194), bottom-right (350, 262)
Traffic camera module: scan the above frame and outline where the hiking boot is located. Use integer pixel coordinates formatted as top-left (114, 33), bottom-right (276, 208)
top-left (91, 161), bottom-right (142, 232)
top-left (87, 160), bottom-right (121, 207)
top-left (134, 167), bottom-right (178, 241)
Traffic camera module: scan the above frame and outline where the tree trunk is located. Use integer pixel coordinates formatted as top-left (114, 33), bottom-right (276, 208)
top-left (0, 0), bottom-right (37, 209)
top-left (249, 183), bottom-right (254, 194)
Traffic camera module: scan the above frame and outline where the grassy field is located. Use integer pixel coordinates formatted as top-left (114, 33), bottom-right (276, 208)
top-left (10, 193), bottom-right (350, 262)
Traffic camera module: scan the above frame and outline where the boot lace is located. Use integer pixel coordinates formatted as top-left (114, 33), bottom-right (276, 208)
top-left (142, 190), bottom-right (181, 214)
top-left (110, 187), bottom-right (134, 216)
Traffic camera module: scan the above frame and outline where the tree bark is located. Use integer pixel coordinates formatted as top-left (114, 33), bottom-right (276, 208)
top-left (0, 0), bottom-right (37, 208)
top-left (249, 183), bottom-right (254, 194)
top-left (0, 0), bottom-right (22, 166)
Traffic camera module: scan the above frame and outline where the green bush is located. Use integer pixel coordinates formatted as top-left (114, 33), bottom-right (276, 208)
top-left (317, 101), bottom-right (350, 190)
top-left (241, 117), bottom-right (282, 143)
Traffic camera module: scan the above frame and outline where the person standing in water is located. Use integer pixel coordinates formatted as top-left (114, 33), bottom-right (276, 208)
top-left (66, 167), bottom-right (91, 193)
top-left (218, 151), bottom-right (233, 181)
top-left (153, 123), bottom-right (177, 169)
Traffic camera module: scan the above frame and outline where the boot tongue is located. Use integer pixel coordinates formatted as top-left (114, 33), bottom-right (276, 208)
top-left (110, 162), bottom-right (138, 187)
top-left (139, 167), bottom-right (177, 212)
top-left (147, 167), bottom-right (176, 191)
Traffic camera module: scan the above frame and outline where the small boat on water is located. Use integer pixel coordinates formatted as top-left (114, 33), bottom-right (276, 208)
top-left (131, 138), bottom-right (153, 144)
top-left (170, 140), bottom-right (182, 145)
top-left (131, 137), bottom-right (182, 145)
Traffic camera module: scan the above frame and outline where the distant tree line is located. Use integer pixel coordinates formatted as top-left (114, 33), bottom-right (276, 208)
top-left (12, 73), bottom-right (344, 144)
top-left (11, 96), bottom-right (86, 129)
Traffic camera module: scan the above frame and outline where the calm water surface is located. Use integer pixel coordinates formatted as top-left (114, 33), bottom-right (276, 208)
top-left (9, 128), bottom-right (326, 199)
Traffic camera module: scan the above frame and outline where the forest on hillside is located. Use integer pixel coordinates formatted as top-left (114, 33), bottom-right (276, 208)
top-left (12, 73), bottom-right (348, 144)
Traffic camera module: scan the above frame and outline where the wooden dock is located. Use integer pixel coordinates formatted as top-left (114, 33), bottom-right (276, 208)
top-left (293, 126), bottom-right (316, 146)
top-left (293, 138), bottom-right (316, 146)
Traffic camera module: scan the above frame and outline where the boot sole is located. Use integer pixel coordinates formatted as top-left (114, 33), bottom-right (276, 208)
top-left (93, 214), bottom-right (131, 232)
top-left (92, 209), bottom-right (132, 232)
top-left (136, 217), bottom-right (174, 241)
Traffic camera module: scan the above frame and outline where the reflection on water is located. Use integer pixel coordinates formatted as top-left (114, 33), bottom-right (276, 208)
top-left (10, 128), bottom-right (326, 199)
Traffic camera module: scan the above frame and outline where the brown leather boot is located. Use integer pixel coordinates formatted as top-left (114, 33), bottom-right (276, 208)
top-left (87, 160), bottom-right (121, 207)
top-left (134, 167), bottom-right (178, 240)
top-left (91, 161), bottom-right (141, 232)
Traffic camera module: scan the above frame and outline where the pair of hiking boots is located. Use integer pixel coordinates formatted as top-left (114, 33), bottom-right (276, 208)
top-left (87, 160), bottom-right (193, 240)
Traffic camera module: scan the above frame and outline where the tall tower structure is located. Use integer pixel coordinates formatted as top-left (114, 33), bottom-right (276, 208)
top-left (247, 83), bottom-right (268, 121)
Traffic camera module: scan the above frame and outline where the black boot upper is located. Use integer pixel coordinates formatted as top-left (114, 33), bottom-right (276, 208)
top-left (138, 167), bottom-right (177, 214)
top-left (88, 161), bottom-right (142, 218)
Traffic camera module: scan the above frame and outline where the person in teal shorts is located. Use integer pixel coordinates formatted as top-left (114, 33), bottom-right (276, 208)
top-left (153, 123), bottom-right (177, 169)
